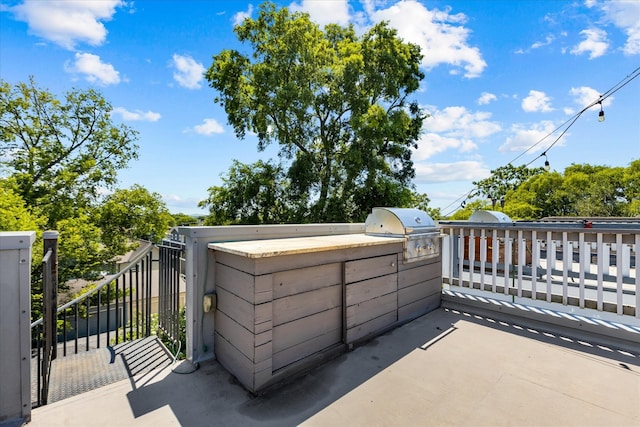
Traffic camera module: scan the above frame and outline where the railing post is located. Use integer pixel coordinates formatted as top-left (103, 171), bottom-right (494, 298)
top-left (0, 231), bottom-right (36, 424)
top-left (43, 231), bottom-right (59, 360)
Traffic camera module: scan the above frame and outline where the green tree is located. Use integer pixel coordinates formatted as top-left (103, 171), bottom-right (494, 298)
top-left (565, 164), bottom-right (625, 216)
top-left (171, 213), bottom-right (199, 226)
top-left (447, 200), bottom-right (489, 220)
top-left (98, 185), bottom-right (172, 255)
top-left (0, 178), bottom-right (45, 233)
top-left (56, 212), bottom-right (106, 282)
top-left (205, 2), bottom-right (425, 222)
top-left (0, 77), bottom-right (139, 226)
top-left (199, 159), bottom-right (297, 225)
top-left (622, 159), bottom-right (640, 216)
top-left (409, 192), bottom-right (441, 220)
top-left (504, 171), bottom-right (569, 219)
top-left (502, 161), bottom-right (640, 219)
top-left (473, 164), bottom-right (544, 208)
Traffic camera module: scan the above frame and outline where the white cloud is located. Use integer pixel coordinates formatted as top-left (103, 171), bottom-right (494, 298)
top-left (423, 106), bottom-right (501, 138)
top-left (367, 1), bottom-right (486, 78)
top-left (597, 0), bottom-right (640, 55)
top-left (289, 0), bottom-right (351, 27)
top-left (531, 35), bottom-right (554, 49)
top-left (522, 90), bottom-right (553, 113)
top-left (188, 118), bottom-right (225, 136)
top-left (265, 0), bottom-right (485, 77)
top-left (414, 161), bottom-right (490, 183)
top-left (232, 4), bottom-right (253, 26)
top-left (413, 106), bottom-right (500, 161)
top-left (477, 92), bottom-right (497, 105)
top-left (163, 194), bottom-right (203, 209)
top-left (569, 86), bottom-right (613, 111)
top-left (570, 28), bottom-right (609, 59)
top-left (64, 52), bottom-right (120, 85)
top-left (171, 54), bottom-right (205, 89)
top-left (499, 121), bottom-right (559, 153)
top-left (112, 107), bottom-right (161, 122)
top-left (9, 0), bottom-right (124, 50)
top-left (413, 133), bottom-right (476, 161)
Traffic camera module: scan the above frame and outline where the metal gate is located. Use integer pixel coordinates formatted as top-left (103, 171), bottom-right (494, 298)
top-left (157, 233), bottom-right (186, 353)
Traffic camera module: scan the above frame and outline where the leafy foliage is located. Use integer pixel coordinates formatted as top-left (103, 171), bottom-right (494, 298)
top-left (0, 178), bottom-right (46, 233)
top-left (473, 164), bottom-right (544, 208)
top-left (199, 159), bottom-right (297, 224)
top-left (171, 213), bottom-right (199, 226)
top-left (0, 77), bottom-right (139, 227)
top-left (1, 78), bottom-right (174, 323)
top-left (98, 184), bottom-right (173, 256)
top-left (205, 3), bottom-right (426, 222)
top-left (502, 160), bottom-right (640, 219)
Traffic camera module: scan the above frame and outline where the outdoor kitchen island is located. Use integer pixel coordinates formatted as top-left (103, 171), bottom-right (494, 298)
top-left (208, 225), bottom-right (442, 393)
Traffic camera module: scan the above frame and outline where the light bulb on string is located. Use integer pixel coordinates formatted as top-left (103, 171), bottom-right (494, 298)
top-left (543, 152), bottom-right (550, 171)
top-left (598, 104), bottom-right (605, 122)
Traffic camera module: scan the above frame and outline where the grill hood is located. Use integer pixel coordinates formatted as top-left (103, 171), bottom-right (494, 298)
top-left (365, 207), bottom-right (440, 263)
top-left (365, 207), bottom-right (437, 236)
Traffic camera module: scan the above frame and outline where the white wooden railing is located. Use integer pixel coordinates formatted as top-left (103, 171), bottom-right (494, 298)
top-left (440, 220), bottom-right (639, 323)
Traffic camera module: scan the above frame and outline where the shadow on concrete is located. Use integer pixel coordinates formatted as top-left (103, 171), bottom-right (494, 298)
top-left (125, 307), bottom-right (640, 426)
top-left (125, 309), bottom-right (454, 426)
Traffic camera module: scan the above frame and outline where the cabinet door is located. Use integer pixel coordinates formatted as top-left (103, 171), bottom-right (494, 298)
top-left (271, 263), bottom-right (342, 371)
top-left (344, 253), bottom-right (398, 284)
top-left (344, 254), bottom-right (399, 343)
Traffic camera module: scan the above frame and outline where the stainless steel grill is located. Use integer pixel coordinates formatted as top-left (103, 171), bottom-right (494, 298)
top-left (364, 207), bottom-right (440, 263)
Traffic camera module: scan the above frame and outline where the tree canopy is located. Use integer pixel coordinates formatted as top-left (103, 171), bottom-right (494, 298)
top-left (98, 184), bottom-right (173, 256)
top-left (503, 161), bottom-right (640, 219)
top-left (0, 77), bottom-right (139, 227)
top-left (205, 2), bottom-right (426, 222)
top-left (0, 77), bottom-right (176, 287)
top-left (450, 161), bottom-right (640, 220)
top-left (472, 164), bottom-right (544, 208)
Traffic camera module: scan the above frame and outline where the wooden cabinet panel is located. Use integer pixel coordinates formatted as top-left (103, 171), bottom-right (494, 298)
top-left (346, 274), bottom-right (397, 307)
top-left (272, 263), bottom-right (341, 299)
top-left (272, 306), bottom-right (342, 354)
top-left (273, 284), bottom-right (341, 327)
top-left (346, 292), bottom-right (397, 329)
top-left (344, 254), bottom-right (398, 284)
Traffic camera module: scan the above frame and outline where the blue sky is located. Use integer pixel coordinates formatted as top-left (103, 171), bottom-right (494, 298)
top-left (1, 0), bottom-right (639, 216)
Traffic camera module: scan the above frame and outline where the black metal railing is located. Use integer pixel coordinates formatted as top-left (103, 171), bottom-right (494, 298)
top-left (58, 243), bottom-right (155, 353)
top-left (31, 248), bottom-right (56, 407)
top-left (30, 242), bottom-right (156, 406)
top-left (157, 239), bottom-right (185, 350)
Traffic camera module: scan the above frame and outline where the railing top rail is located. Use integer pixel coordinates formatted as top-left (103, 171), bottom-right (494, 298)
top-left (30, 241), bottom-right (155, 328)
top-left (56, 242), bottom-right (154, 312)
top-left (42, 248), bottom-right (52, 264)
top-left (438, 220), bottom-right (640, 233)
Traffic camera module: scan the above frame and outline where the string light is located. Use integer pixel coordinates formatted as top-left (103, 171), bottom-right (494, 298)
top-left (543, 152), bottom-right (550, 171)
top-left (439, 66), bottom-right (640, 218)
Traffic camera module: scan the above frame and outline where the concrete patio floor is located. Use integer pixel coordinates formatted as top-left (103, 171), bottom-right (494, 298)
top-left (28, 307), bottom-right (640, 427)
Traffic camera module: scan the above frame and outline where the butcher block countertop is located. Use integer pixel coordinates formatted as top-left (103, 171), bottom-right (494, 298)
top-left (208, 233), bottom-right (405, 259)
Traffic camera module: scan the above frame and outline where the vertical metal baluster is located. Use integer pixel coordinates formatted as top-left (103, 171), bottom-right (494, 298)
top-left (616, 233), bottom-right (624, 315)
top-left (562, 232), bottom-right (569, 305)
top-left (636, 234), bottom-right (640, 320)
top-left (546, 232), bottom-right (553, 302)
top-left (504, 230), bottom-right (511, 295)
top-left (97, 289), bottom-right (101, 348)
top-left (517, 230), bottom-right (524, 298)
top-left (491, 229), bottom-right (498, 293)
top-left (531, 230), bottom-right (538, 301)
top-left (597, 233), bottom-right (604, 311)
top-left (579, 232), bottom-right (586, 309)
top-left (480, 229), bottom-right (486, 291)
